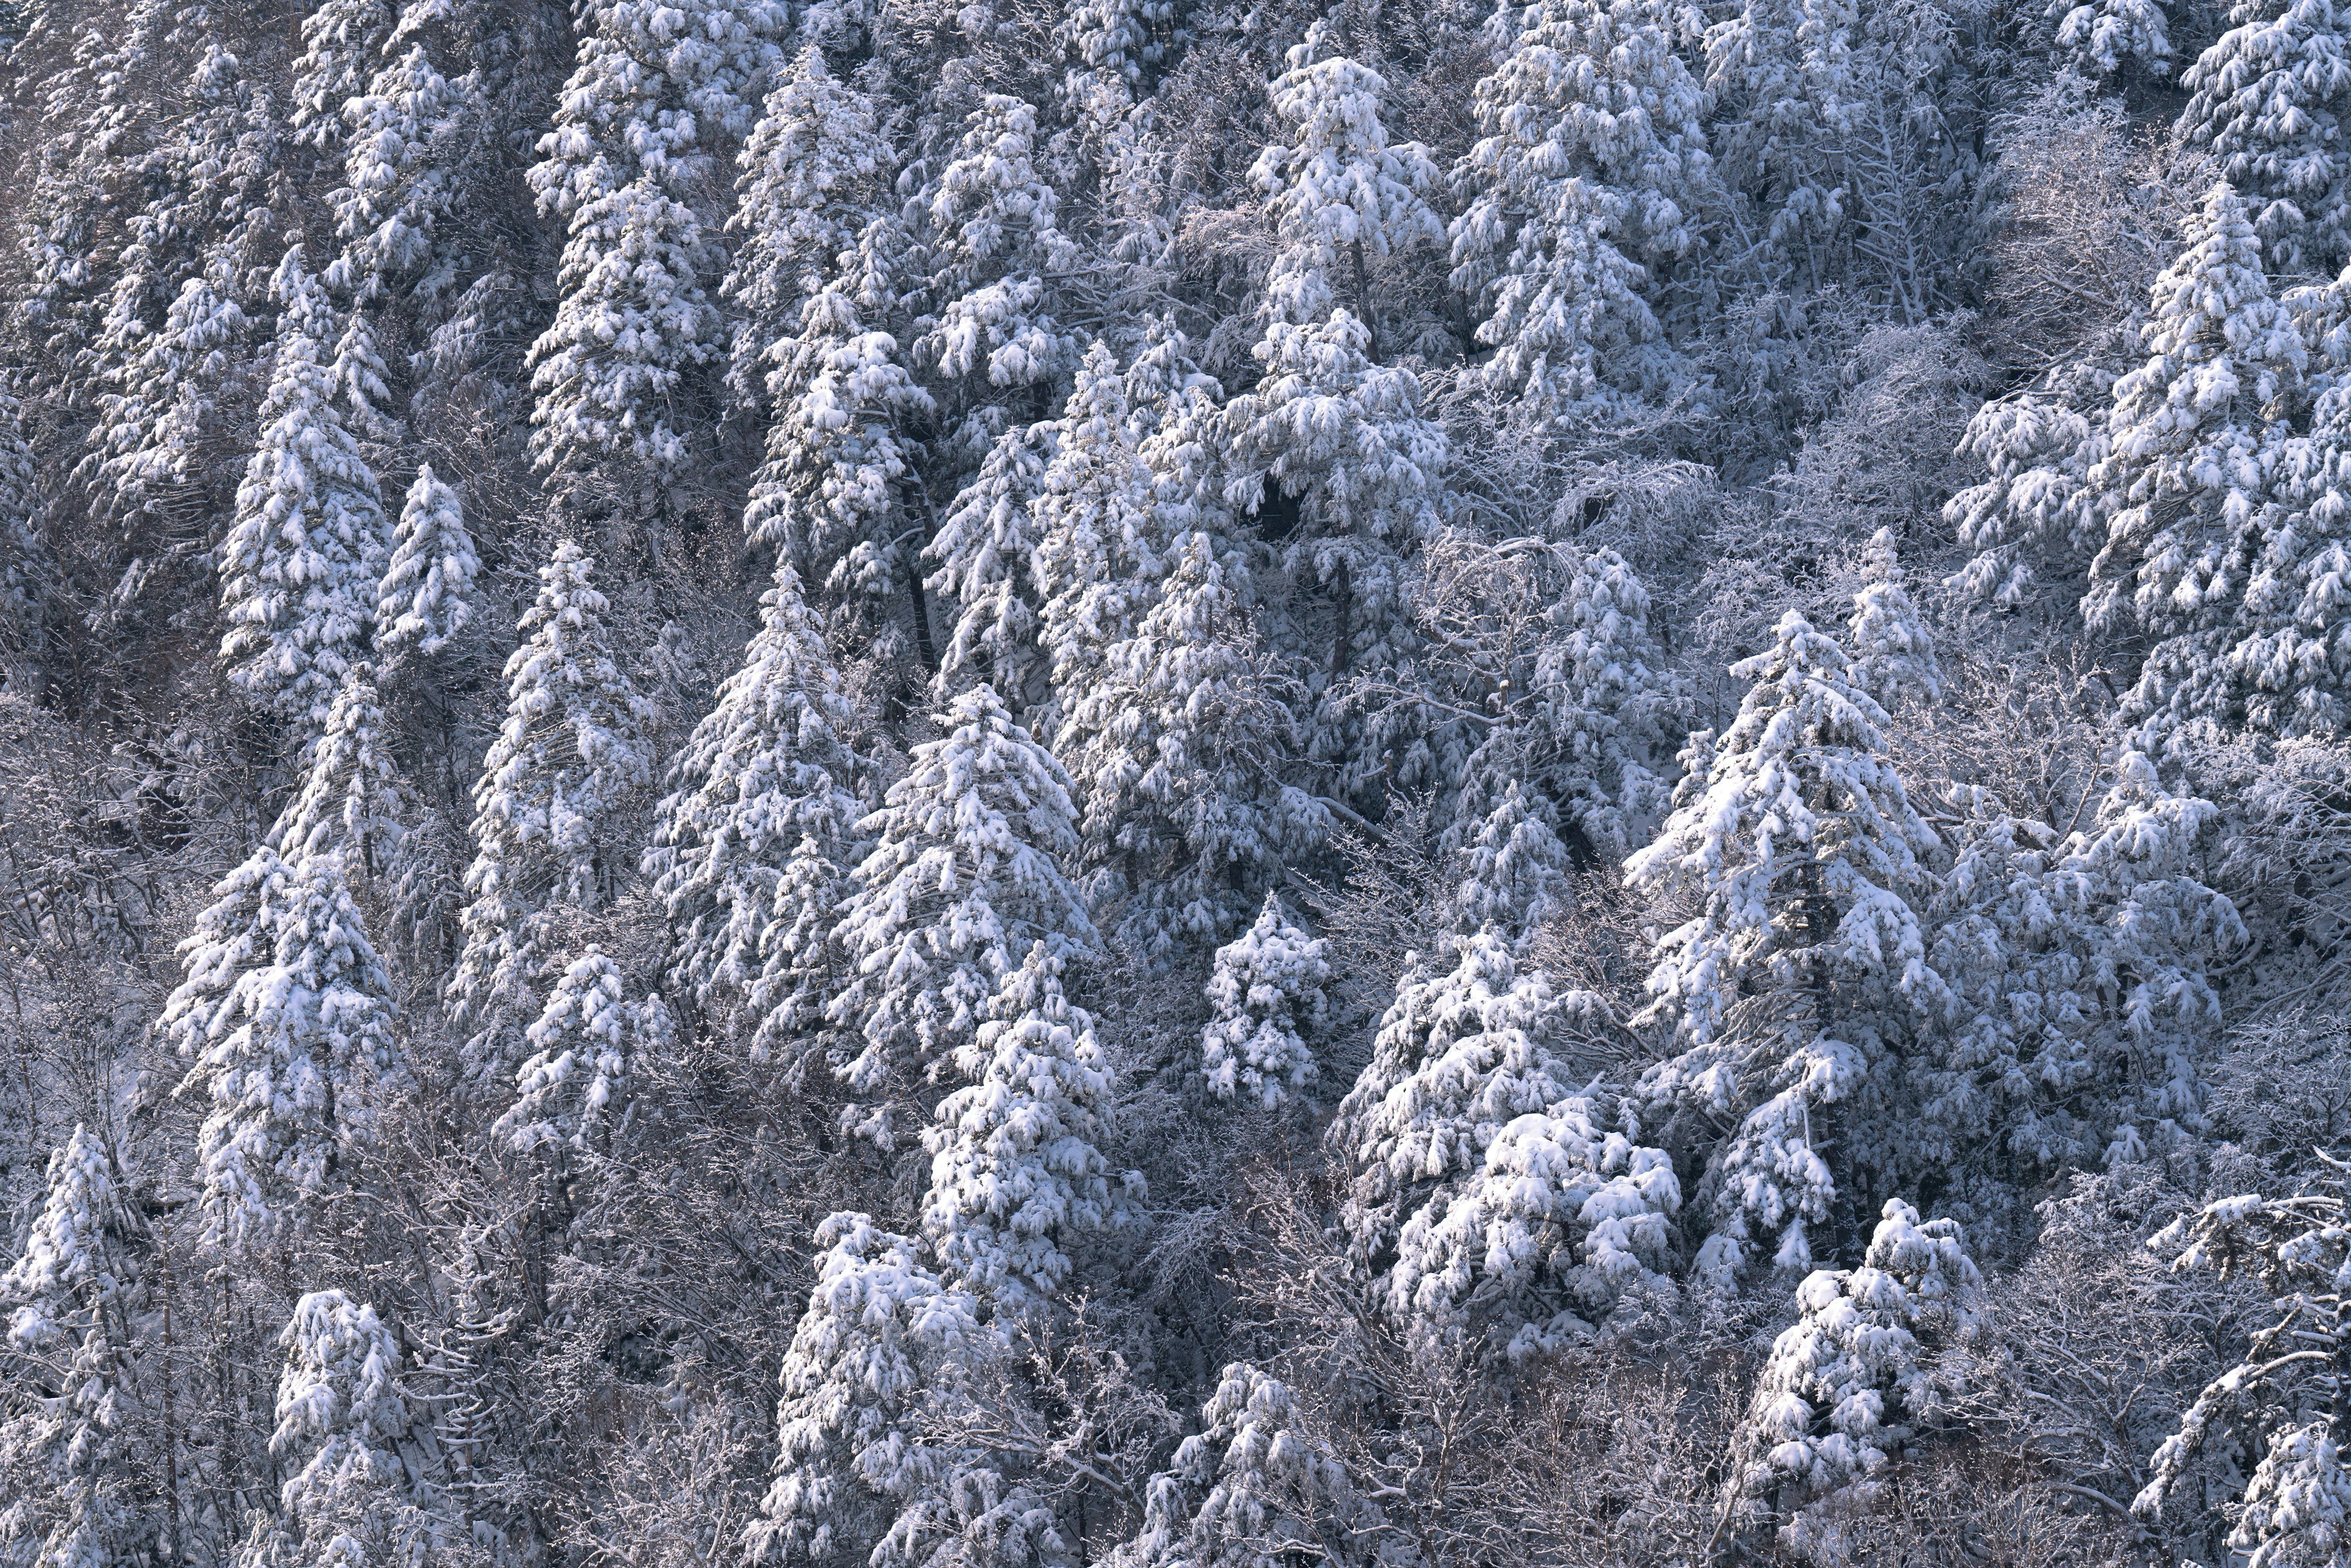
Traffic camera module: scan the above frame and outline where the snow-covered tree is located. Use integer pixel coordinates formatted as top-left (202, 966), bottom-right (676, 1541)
top-left (928, 418), bottom-right (1058, 718)
top-left (1447, 775), bottom-right (1575, 937)
top-left (1250, 18), bottom-right (1442, 332)
top-left (722, 45), bottom-right (895, 415)
top-left (0, 1126), bottom-right (161, 1568)
top-left (1722, 1201), bottom-right (1981, 1561)
top-left (157, 844), bottom-right (402, 1252)
top-left (1112, 1364), bottom-right (1387, 1568)
top-left (923, 943), bottom-right (1129, 1313)
top-left (2136, 1157), bottom-right (2351, 1568)
top-left (375, 463), bottom-right (479, 664)
top-left (0, 389), bottom-right (49, 659)
top-left (525, 0), bottom-right (787, 497)
top-left (1332, 931), bottom-right (1617, 1300)
top-left (646, 559), bottom-right (864, 1024)
top-left (2179, 0), bottom-right (2351, 275)
top-left (495, 947), bottom-right (676, 1153)
top-left (1625, 612), bottom-right (1946, 1280)
top-left (290, 0), bottom-right (394, 152)
top-left (746, 1212), bottom-right (986, 1567)
top-left (448, 541), bottom-right (653, 1075)
top-left (271, 667), bottom-right (412, 876)
top-left (1844, 529), bottom-right (1942, 706)
top-left (81, 257), bottom-right (249, 524)
top-left (219, 247), bottom-right (388, 737)
top-left (1450, 0), bottom-right (1710, 411)
top-left (741, 236), bottom-right (934, 628)
top-left (2052, 0), bottom-right (2172, 81)
top-left (911, 93), bottom-right (1078, 394)
top-left (329, 36), bottom-right (479, 304)
top-left (1199, 893), bottom-right (1330, 1111)
top-left (827, 683), bottom-right (1095, 1120)
top-left (1035, 342), bottom-right (1162, 742)
top-left (255, 1289), bottom-right (458, 1568)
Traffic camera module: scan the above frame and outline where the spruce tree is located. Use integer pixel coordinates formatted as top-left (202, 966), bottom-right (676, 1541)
top-left (1199, 893), bottom-right (1331, 1111)
top-left (496, 947), bottom-right (676, 1153)
top-left (2180, 0), bottom-right (2351, 274)
top-left (928, 418), bottom-right (1059, 718)
top-left (375, 463), bottom-right (479, 664)
top-left (271, 667), bottom-right (413, 876)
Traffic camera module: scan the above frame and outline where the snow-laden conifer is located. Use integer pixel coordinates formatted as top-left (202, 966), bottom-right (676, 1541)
top-left (159, 844), bottom-right (402, 1251)
top-left (1447, 775), bottom-right (1575, 938)
top-left (2180, 0), bottom-right (2351, 273)
top-left (290, 0), bottom-right (393, 152)
top-left (271, 668), bottom-right (412, 875)
top-left (922, 943), bottom-right (1130, 1313)
top-left (929, 418), bottom-right (1058, 718)
top-left (912, 94), bottom-right (1078, 392)
top-left (647, 559), bottom-right (864, 1021)
top-left (375, 463), bottom-right (478, 664)
top-left (1200, 893), bottom-right (1330, 1110)
top-left (0, 389), bottom-right (49, 653)
top-left (1625, 612), bottom-right (1945, 1280)
top-left (1845, 529), bottom-right (1943, 706)
top-left (81, 257), bottom-right (250, 523)
top-left (219, 247), bottom-right (387, 736)
top-left (495, 947), bottom-right (676, 1153)
top-left (329, 39), bottom-right (477, 302)
top-left (827, 683), bottom-right (1094, 1117)
top-left (1722, 1201), bottom-right (1981, 1560)
top-left (2053, 0), bottom-right (2172, 81)
top-left (449, 541), bottom-right (652, 1075)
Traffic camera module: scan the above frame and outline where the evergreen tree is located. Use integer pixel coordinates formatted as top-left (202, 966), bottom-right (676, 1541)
top-left (81, 257), bottom-right (250, 523)
top-left (253, 1289), bottom-right (460, 1568)
top-left (375, 462), bottom-right (479, 665)
top-left (2052, 0), bottom-right (2172, 82)
top-left (911, 94), bottom-right (1078, 396)
top-left (922, 943), bottom-right (1130, 1314)
top-left (2225, 337), bottom-right (2351, 736)
top-left (1450, 0), bottom-right (1711, 412)
top-left (1721, 1201), bottom-right (1981, 1559)
top-left (449, 541), bottom-right (653, 1076)
top-left (2179, 0), bottom-right (2351, 274)
top-left (496, 947), bottom-right (676, 1153)
top-left (1844, 528), bottom-right (1943, 706)
top-left (329, 37), bottom-right (479, 304)
top-left (524, 0), bottom-right (787, 500)
top-left (219, 248), bottom-right (388, 737)
top-left (0, 388), bottom-right (50, 658)
top-left (722, 45), bottom-right (896, 415)
top-left (290, 0), bottom-right (395, 152)
top-left (1199, 893), bottom-right (1331, 1111)
top-left (646, 559), bottom-right (864, 1023)
top-left (1447, 775), bottom-right (1575, 937)
top-left (158, 844), bottom-right (403, 1251)
top-left (271, 667), bottom-right (413, 876)
top-left (827, 683), bottom-right (1094, 1122)
top-left (928, 418), bottom-right (1058, 717)
top-left (0, 1127), bottom-right (162, 1568)
top-left (1625, 612), bottom-right (1946, 1280)
top-left (747, 1212), bottom-right (986, 1567)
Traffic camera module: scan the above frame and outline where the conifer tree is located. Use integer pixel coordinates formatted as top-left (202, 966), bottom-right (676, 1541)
top-left (922, 943), bottom-right (1129, 1313)
top-left (0, 388), bottom-right (50, 657)
top-left (1199, 893), bottom-right (1331, 1111)
top-left (827, 683), bottom-right (1094, 1120)
top-left (329, 38), bottom-right (479, 304)
top-left (255, 1289), bottom-right (460, 1568)
top-left (647, 560), bottom-right (864, 1022)
top-left (2224, 342), bottom-right (2351, 736)
top-left (1625, 612), bottom-right (1946, 1280)
top-left (912, 94), bottom-right (1078, 396)
top-left (928, 419), bottom-right (1059, 716)
top-left (2179, 0), bottom-right (2351, 274)
top-left (722, 45), bottom-right (895, 415)
top-left (158, 844), bottom-right (403, 1251)
top-left (375, 462), bottom-right (479, 664)
top-left (0, 1127), bottom-right (162, 1568)
top-left (2052, 0), bottom-right (2172, 81)
top-left (496, 947), bottom-right (675, 1153)
top-left (81, 257), bottom-right (250, 523)
top-left (290, 0), bottom-right (395, 152)
top-left (1450, 0), bottom-right (1711, 412)
top-left (271, 667), bottom-right (413, 876)
top-left (1447, 775), bottom-right (1575, 937)
top-left (1844, 529), bottom-right (1943, 706)
top-left (219, 248), bottom-right (388, 737)
top-left (1721, 1202), bottom-right (1981, 1559)
top-left (449, 541), bottom-right (653, 1075)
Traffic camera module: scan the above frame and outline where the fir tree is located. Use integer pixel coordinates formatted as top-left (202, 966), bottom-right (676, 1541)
top-left (911, 93), bottom-right (1078, 394)
top-left (922, 943), bottom-right (1130, 1313)
top-left (1844, 528), bottom-right (1943, 707)
top-left (2180, 0), bottom-right (2351, 274)
top-left (2052, 0), bottom-right (2172, 81)
top-left (271, 667), bottom-right (413, 876)
top-left (219, 248), bottom-right (388, 737)
top-left (1199, 893), bottom-right (1331, 1111)
top-left (827, 683), bottom-right (1094, 1123)
top-left (448, 541), bottom-right (653, 1076)
top-left (928, 418), bottom-right (1058, 718)
top-left (646, 559), bottom-right (864, 1024)
top-left (290, 0), bottom-right (395, 152)
top-left (1625, 612), bottom-right (1946, 1280)
top-left (496, 947), bottom-right (676, 1153)
top-left (158, 844), bottom-right (403, 1251)
top-left (375, 462), bottom-right (479, 665)
top-left (329, 38), bottom-right (479, 304)
top-left (1447, 775), bottom-right (1575, 937)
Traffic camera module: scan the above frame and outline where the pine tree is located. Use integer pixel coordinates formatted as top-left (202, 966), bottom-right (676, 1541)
top-left (0, 1126), bottom-right (162, 1568)
top-left (1843, 528), bottom-right (1942, 706)
top-left (375, 462), bottom-right (479, 664)
top-left (2137, 1158), bottom-right (2351, 1568)
top-left (219, 248), bottom-right (388, 737)
top-left (827, 683), bottom-right (1095, 1120)
top-left (646, 559), bottom-right (864, 1024)
top-left (922, 943), bottom-right (1130, 1313)
top-left (2179, 0), bottom-right (2351, 275)
top-left (1199, 893), bottom-right (1331, 1111)
top-left (525, 0), bottom-right (787, 498)
top-left (1624, 612), bottom-right (1946, 1280)
top-left (328, 37), bottom-right (479, 304)
top-left (158, 844), bottom-right (403, 1251)
top-left (495, 947), bottom-right (676, 1153)
top-left (722, 44), bottom-right (895, 415)
top-left (928, 418), bottom-right (1059, 718)
top-left (1721, 1201), bottom-right (1980, 1560)
top-left (746, 1212), bottom-right (986, 1567)
top-left (449, 541), bottom-right (653, 1076)
top-left (257, 1289), bottom-right (460, 1568)
top-left (1111, 1364), bottom-right (1387, 1568)
top-left (271, 667), bottom-right (413, 876)
top-left (911, 93), bottom-right (1078, 394)
top-left (1450, 0), bottom-right (1710, 412)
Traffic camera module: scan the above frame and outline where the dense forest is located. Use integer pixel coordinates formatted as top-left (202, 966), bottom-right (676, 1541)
top-left (4, 0), bottom-right (2351, 1558)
